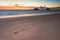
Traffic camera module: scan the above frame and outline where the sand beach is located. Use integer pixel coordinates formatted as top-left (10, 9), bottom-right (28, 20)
top-left (0, 13), bottom-right (60, 40)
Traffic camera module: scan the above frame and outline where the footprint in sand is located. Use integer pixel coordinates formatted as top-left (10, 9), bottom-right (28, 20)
top-left (14, 29), bottom-right (24, 34)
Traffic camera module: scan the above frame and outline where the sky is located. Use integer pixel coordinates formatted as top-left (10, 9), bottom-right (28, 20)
top-left (0, 0), bottom-right (60, 7)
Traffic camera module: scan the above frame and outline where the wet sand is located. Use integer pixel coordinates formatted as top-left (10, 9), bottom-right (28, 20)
top-left (0, 13), bottom-right (60, 40)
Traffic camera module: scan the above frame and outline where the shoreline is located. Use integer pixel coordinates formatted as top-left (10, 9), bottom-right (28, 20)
top-left (0, 12), bottom-right (60, 18)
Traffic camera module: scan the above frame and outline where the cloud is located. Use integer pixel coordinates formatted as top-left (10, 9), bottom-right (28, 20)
top-left (0, 0), bottom-right (60, 7)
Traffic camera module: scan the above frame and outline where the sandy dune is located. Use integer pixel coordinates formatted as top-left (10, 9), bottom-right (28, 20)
top-left (0, 13), bottom-right (60, 40)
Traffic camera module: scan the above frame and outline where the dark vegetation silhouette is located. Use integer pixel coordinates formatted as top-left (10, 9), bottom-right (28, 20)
top-left (33, 8), bottom-right (39, 10)
top-left (46, 8), bottom-right (50, 10)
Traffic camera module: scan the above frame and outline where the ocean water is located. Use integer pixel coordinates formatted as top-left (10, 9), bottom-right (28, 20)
top-left (0, 10), bottom-right (60, 16)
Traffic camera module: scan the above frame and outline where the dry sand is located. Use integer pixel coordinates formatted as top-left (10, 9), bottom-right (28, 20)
top-left (0, 13), bottom-right (60, 40)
